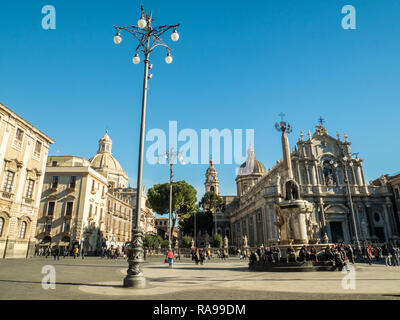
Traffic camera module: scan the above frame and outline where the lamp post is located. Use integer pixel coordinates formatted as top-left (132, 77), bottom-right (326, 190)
top-left (113, 5), bottom-right (180, 288)
top-left (330, 157), bottom-right (361, 252)
top-left (157, 148), bottom-right (185, 250)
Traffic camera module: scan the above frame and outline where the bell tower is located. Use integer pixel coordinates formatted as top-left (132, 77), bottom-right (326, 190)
top-left (205, 159), bottom-right (219, 195)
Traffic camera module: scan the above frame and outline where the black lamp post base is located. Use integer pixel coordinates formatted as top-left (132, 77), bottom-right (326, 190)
top-left (123, 275), bottom-right (146, 288)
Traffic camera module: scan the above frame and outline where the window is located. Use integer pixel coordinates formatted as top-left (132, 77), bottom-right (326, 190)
top-left (89, 204), bottom-right (93, 217)
top-left (18, 221), bottom-right (27, 239)
top-left (52, 161), bottom-right (58, 167)
top-left (45, 220), bottom-right (52, 233)
top-left (2, 171), bottom-right (15, 193)
top-left (51, 176), bottom-right (58, 188)
top-left (25, 179), bottom-right (35, 199)
top-left (13, 128), bottom-right (24, 149)
top-left (69, 176), bottom-right (76, 189)
top-left (63, 220), bottom-right (70, 233)
top-left (34, 141), bottom-right (42, 158)
top-left (0, 217), bottom-right (4, 236)
top-left (16, 128), bottom-right (24, 141)
top-left (395, 188), bottom-right (400, 199)
top-left (100, 208), bottom-right (103, 220)
top-left (66, 202), bottom-right (73, 216)
top-left (47, 202), bottom-right (55, 216)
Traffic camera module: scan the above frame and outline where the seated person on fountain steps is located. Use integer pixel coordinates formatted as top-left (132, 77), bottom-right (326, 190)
top-left (286, 246), bottom-right (296, 263)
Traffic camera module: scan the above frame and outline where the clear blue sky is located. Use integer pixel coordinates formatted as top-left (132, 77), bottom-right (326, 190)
top-left (1, 0), bottom-right (399, 203)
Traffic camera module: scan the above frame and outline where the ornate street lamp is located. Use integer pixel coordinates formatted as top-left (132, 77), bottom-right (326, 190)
top-left (113, 5), bottom-right (180, 288)
top-left (330, 157), bottom-right (361, 252)
top-left (157, 148), bottom-right (185, 250)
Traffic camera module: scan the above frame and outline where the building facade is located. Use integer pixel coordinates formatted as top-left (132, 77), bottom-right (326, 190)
top-left (36, 155), bottom-right (110, 253)
top-left (218, 123), bottom-right (399, 248)
top-left (35, 132), bottom-right (156, 253)
top-left (0, 103), bottom-right (54, 258)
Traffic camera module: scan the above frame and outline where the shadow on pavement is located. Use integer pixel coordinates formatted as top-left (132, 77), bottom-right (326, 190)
top-left (0, 279), bottom-right (121, 288)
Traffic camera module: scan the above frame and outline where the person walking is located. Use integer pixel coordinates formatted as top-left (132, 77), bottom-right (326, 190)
top-left (54, 246), bottom-right (60, 261)
top-left (382, 244), bottom-right (391, 266)
top-left (366, 245), bottom-right (373, 265)
top-left (346, 245), bottom-right (355, 264)
top-left (390, 245), bottom-right (399, 267)
top-left (167, 249), bottom-right (174, 268)
top-left (81, 247), bottom-right (85, 260)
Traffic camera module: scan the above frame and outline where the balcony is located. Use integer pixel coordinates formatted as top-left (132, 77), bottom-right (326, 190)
top-left (1, 191), bottom-right (14, 200)
top-left (67, 184), bottom-right (76, 193)
top-left (24, 198), bottom-right (34, 205)
top-left (49, 184), bottom-right (58, 192)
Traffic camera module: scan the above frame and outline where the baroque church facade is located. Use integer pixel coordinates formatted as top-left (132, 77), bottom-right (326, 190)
top-left (205, 122), bottom-right (400, 248)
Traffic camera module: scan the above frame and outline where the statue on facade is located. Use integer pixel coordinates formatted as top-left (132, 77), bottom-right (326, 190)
top-left (224, 235), bottom-right (229, 249)
top-left (175, 239), bottom-right (179, 249)
top-left (323, 233), bottom-right (329, 244)
top-left (191, 238), bottom-right (195, 249)
top-left (243, 235), bottom-right (248, 248)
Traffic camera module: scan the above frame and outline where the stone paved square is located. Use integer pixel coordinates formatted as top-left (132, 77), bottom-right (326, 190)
top-left (1, 256), bottom-right (400, 300)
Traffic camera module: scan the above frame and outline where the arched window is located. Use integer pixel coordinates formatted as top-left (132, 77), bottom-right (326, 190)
top-left (210, 186), bottom-right (215, 193)
top-left (18, 221), bottom-right (27, 239)
top-left (0, 217), bottom-right (4, 236)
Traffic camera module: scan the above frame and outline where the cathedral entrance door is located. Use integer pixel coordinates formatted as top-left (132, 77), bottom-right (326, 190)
top-left (330, 222), bottom-right (344, 243)
top-left (374, 227), bottom-right (386, 243)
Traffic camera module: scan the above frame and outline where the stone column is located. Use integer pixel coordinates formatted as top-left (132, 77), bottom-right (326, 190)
top-left (364, 203), bottom-right (376, 239)
top-left (382, 205), bottom-right (394, 239)
top-left (262, 206), bottom-right (268, 244)
top-left (281, 130), bottom-right (293, 180)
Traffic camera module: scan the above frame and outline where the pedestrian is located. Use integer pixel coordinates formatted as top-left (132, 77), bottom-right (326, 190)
top-left (390, 245), bottom-right (399, 267)
top-left (366, 245), bottom-right (373, 265)
top-left (167, 249), bottom-right (174, 268)
top-left (346, 245), bottom-right (354, 264)
top-left (73, 247), bottom-right (78, 259)
top-left (81, 247), bottom-right (85, 260)
top-left (382, 244), bottom-right (391, 266)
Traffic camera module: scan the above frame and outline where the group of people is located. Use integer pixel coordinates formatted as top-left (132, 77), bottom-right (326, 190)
top-left (362, 243), bottom-right (399, 266)
top-left (35, 245), bottom-right (129, 260)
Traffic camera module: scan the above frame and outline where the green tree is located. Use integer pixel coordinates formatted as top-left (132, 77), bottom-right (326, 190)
top-left (143, 235), bottom-right (163, 249)
top-left (181, 235), bottom-right (192, 248)
top-left (200, 191), bottom-right (223, 214)
top-left (179, 209), bottom-right (214, 237)
top-left (160, 239), bottom-right (169, 248)
top-left (147, 180), bottom-right (197, 240)
top-left (212, 233), bottom-right (223, 248)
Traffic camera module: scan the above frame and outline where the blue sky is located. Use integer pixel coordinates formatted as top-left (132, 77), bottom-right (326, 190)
top-left (1, 0), bottom-right (399, 203)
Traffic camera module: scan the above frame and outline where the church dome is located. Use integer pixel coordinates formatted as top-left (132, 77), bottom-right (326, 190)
top-left (89, 131), bottom-right (128, 183)
top-left (237, 145), bottom-right (266, 176)
top-left (239, 159), bottom-right (266, 175)
top-left (89, 152), bottom-right (124, 173)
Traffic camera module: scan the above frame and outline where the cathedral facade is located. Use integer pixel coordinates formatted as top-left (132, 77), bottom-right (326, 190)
top-left (206, 123), bottom-right (400, 248)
